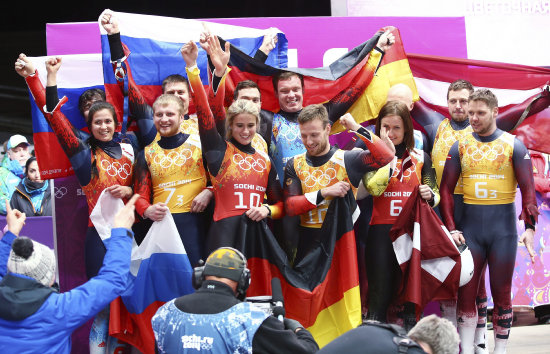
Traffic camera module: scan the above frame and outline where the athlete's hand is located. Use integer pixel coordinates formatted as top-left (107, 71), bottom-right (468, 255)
top-left (190, 189), bottom-right (213, 213)
top-left (144, 202), bottom-right (169, 222)
top-left (181, 40), bottom-right (199, 68)
top-left (520, 228), bottom-right (536, 264)
top-left (418, 185), bottom-right (434, 201)
top-left (105, 185), bottom-right (133, 199)
top-left (100, 9), bottom-right (119, 35)
top-left (451, 231), bottom-right (465, 246)
top-left (259, 31), bottom-right (278, 56)
top-left (339, 113), bottom-right (361, 132)
top-left (5, 200), bottom-right (26, 236)
top-left (246, 205), bottom-right (270, 221)
top-left (380, 127), bottom-right (396, 155)
top-left (114, 194), bottom-right (139, 229)
top-left (321, 181), bottom-right (350, 198)
top-left (206, 33), bottom-right (230, 77)
top-left (377, 29), bottom-right (395, 52)
top-left (45, 57), bottom-right (62, 87)
top-left (14, 54), bottom-right (35, 78)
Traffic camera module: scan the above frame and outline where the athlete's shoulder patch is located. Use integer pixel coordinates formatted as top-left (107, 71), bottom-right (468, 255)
top-left (524, 152), bottom-right (531, 160)
top-left (286, 177), bottom-right (293, 186)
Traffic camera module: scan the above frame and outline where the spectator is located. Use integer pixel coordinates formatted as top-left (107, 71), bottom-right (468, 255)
top-left (10, 157), bottom-right (52, 216)
top-left (0, 135), bottom-right (31, 215)
top-left (0, 195), bottom-right (138, 353)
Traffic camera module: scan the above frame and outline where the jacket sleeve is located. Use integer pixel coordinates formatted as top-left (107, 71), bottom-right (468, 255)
top-left (0, 231), bottom-right (17, 278)
top-left (51, 228), bottom-right (133, 331)
top-left (252, 316), bottom-right (319, 354)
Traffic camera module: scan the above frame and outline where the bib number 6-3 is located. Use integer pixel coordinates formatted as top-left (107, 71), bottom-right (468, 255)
top-left (390, 200), bottom-right (402, 217)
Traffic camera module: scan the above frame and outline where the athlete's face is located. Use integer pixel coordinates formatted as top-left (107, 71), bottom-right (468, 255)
top-left (300, 118), bottom-right (331, 157)
top-left (276, 76), bottom-right (303, 113)
top-left (468, 100), bottom-right (498, 136)
top-left (236, 87), bottom-right (262, 111)
top-left (231, 113), bottom-right (257, 145)
top-left (447, 89), bottom-right (470, 122)
top-left (164, 82), bottom-right (190, 115)
top-left (380, 115), bottom-right (405, 146)
top-left (8, 145), bottom-right (30, 167)
top-left (27, 160), bottom-right (43, 183)
top-left (90, 109), bottom-right (116, 142)
top-left (81, 95), bottom-right (103, 120)
top-left (154, 103), bottom-right (183, 137)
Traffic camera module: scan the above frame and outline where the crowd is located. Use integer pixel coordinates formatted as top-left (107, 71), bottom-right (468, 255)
top-left (1, 9), bottom-right (549, 354)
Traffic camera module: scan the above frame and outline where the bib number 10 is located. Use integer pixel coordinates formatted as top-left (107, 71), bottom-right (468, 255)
top-left (235, 192), bottom-right (262, 209)
top-left (474, 182), bottom-right (497, 199)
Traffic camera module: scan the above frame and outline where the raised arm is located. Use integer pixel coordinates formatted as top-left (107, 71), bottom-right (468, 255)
top-left (200, 30), bottom-right (231, 136)
top-left (325, 30), bottom-right (394, 122)
top-left (100, 10), bottom-right (157, 147)
top-left (16, 54), bottom-right (93, 186)
top-left (182, 41), bottom-right (227, 176)
top-left (497, 86), bottom-right (550, 132)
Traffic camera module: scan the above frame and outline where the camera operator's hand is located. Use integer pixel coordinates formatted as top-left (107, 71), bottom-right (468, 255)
top-left (284, 318), bottom-right (304, 333)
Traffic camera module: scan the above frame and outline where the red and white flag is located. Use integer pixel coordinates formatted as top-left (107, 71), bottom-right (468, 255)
top-left (390, 185), bottom-right (461, 316)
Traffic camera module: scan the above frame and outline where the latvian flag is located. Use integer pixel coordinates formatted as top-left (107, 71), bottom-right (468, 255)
top-left (409, 54), bottom-right (550, 154)
top-left (390, 185), bottom-right (461, 318)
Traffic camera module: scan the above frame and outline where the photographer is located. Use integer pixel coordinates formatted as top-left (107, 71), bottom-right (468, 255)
top-left (152, 247), bottom-right (319, 353)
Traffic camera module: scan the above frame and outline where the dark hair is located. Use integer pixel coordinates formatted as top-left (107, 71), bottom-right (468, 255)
top-left (375, 101), bottom-right (415, 151)
top-left (297, 104), bottom-right (330, 128)
top-left (447, 79), bottom-right (474, 100)
top-left (469, 89), bottom-right (498, 110)
top-left (25, 156), bottom-right (37, 176)
top-left (12, 237), bottom-right (34, 259)
top-left (87, 101), bottom-right (118, 178)
top-left (234, 80), bottom-right (261, 101)
top-left (162, 74), bottom-right (190, 93)
top-left (78, 88), bottom-right (106, 116)
top-left (272, 71), bottom-right (304, 93)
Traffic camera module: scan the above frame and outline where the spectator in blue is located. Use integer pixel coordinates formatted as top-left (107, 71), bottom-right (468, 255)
top-left (0, 196), bottom-right (138, 353)
top-left (0, 135), bottom-right (32, 214)
top-left (10, 157), bottom-right (52, 216)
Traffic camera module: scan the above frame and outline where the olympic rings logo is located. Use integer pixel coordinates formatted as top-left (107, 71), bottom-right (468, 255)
top-left (232, 154), bottom-right (267, 172)
top-left (300, 168), bottom-right (337, 188)
top-left (391, 162), bottom-right (415, 179)
top-left (277, 125), bottom-right (300, 142)
top-left (54, 187), bottom-right (67, 199)
top-left (153, 149), bottom-right (193, 169)
top-left (465, 144), bottom-right (504, 162)
top-left (100, 159), bottom-right (131, 179)
top-left (439, 130), bottom-right (459, 148)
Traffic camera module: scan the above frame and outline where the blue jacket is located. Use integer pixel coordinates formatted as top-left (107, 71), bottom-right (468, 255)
top-left (0, 228), bottom-right (133, 354)
top-left (0, 156), bottom-right (23, 215)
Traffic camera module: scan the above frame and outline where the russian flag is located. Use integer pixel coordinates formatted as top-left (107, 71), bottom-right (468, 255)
top-left (110, 213), bottom-right (194, 354)
top-left (90, 191), bottom-right (194, 354)
top-left (99, 10), bottom-right (288, 125)
top-left (27, 54), bottom-right (103, 179)
top-left (28, 11), bottom-right (288, 180)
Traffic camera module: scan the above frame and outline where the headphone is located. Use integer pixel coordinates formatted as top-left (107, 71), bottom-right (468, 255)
top-left (192, 247), bottom-right (251, 298)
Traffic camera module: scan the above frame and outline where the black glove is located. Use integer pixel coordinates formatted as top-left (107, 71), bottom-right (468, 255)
top-left (284, 318), bottom-right (303, 332)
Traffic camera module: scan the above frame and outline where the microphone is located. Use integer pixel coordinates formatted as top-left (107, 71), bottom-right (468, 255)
top-left (271, 277), bottom-right (285, 322)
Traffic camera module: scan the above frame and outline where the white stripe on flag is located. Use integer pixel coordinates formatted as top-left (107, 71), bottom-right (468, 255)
top-left (100, 11), bottom-right (283, 42)
top-left (421, 256), bottom-right (456, 283)
top-left (415, 77), bottom-right (541, 107)
top-left (29, 54), bottom-right (103, 88)
top-left (413, 222), bottom-right (421, 252)
top-left (393, 233), bottom-right (413, 265)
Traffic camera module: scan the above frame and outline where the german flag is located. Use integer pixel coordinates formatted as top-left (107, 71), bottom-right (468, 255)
top-left (220, 26), bottom-right (418, 135)
top-left (235, 191), bottom-right (361, 347)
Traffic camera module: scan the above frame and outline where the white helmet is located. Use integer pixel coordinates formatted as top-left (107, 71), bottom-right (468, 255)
top-left (458, 244), bottom-right (474, 287)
